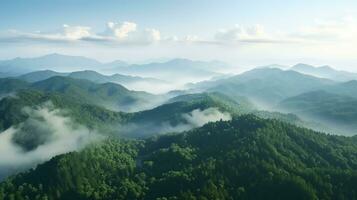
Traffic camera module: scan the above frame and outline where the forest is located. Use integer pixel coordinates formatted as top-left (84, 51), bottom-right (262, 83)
top-left (1, 115), bottom-right (357, 200)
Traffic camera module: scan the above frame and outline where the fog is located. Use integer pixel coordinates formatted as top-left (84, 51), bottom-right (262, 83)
top-left (0, 93), bottom-right (17, 101)
top-left (120, 80), bottom-right (189, 94)
top-left (120, 81), bottom-right (176, 94)
top-left (120, 107), bottom-right (232, 137)
top-left (0, 102), bottom-right (102, 180)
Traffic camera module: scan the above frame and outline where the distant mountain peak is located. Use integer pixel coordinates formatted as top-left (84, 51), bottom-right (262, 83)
top-left (292, 63), bottom-right (334, 71)
top-left (291, 63), bottom-right (357, 81)
top-left (292, 63), bottom-right (315, 69)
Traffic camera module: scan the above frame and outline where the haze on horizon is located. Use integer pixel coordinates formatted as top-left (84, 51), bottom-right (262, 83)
top-left (1, 0), bottom-right (357, 71)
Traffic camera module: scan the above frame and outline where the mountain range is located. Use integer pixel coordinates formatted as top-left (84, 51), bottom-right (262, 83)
top-left (0, 53), bottom-right (101, 74)
top-left (2, 54), bottom-right (357, 199)
top-left (291, 63), bottom-right (357, 82)
top-left (191, 67), bottom-right (335, 108)
top-left (0, 76), bottom-right (163, 112)
top-left (2, 115), bottom-right (357, 199)
top-left (0, 54), bottom-right (227, 83)
top-left (18, 69), bottom-right (168, 92)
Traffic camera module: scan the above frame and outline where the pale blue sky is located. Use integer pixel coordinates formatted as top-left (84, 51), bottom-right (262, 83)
top-left (1, 0), bottom-right (357, 69)
top-left (1, 0), bottom-right (355, 35)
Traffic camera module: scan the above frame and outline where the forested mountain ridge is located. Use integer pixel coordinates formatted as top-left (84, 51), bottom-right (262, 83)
top-left (191, 68), bottom-right (335, 107)
top-left (277, 90), bottom-right (357, 135)
top-left (0, 89), bottom-right (240, 140)
top-left (3, 56), bottom-right (357, 200)
top-left (0, 76), bottom-right (162, 112)
top-left (2, 115), bottom-right (357, 200)
top-left (18, 70), bottom-right (166, 87)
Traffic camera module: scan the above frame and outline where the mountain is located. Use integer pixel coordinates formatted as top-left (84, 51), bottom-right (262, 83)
top-left (166, 92), bottom-right (329, 134)
top-left (100, 60), bottom-right (130, 72)
top-left (31, 76), bottom-right (161, 112)
top-left (116, 92), bottom-right (244, 137)
top-left (0, 78), bottom-right (29, 95)
top-left (17, 70), bottom-right (169, 93)
top-left (192, 68), bottom-right (335, 108)
top-left (257, 64), bottom-right (290, 70)
top-left (277, 90), bottom-right (357, 135)
top-left (0, 86), bottom-right (242, 135)
top-left (0, 54), bottom-right (230, 84)
top-left (18, 70), bottom-right (69, 82)
top-left (291, 63), bottom-right (357, 82)
top-left (68, 70), bottom-right (166, 85)
top-left (2, 116), bottom-right (357, 199)
top-left (167, 92), bottom-right (254, 113)
top-left (321, 80), bottom-right (357, 99)
top-left (0, 53), bottom-right (102, 74)
top-left (113, 58), bottom-right (224, 82)
top-left (0, 89), bottom-right (130, 132)
top-left (0, 55), bottom-right (229, 91)
top-left (0, 84), bottom-right (317, 138)
top-left (0, 76), bottom-right (163, 112)
top-left (68, 70), bottom-right (170, 93)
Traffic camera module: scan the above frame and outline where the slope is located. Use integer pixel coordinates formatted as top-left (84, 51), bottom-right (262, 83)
top-left (291, 63), bottom-right (357, 82)
top-left (192, 68), bottom-right (335, 107)
top-left (2, 116), bottom-right (357, 199)
top-left (277, 90), bottom-right (357, 135)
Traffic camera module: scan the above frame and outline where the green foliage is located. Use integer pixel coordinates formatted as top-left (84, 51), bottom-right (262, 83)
top-left (278, 90), bottom-right (357, 134)
top-left (31, 76), bottom-right (157, 112)
top-left (167, 92), bottom-right (254, 114)
top-left (0, 76), bottom-right (160, 112)
top-left (0, 89), bottom-right (130, 132)
top-left (0, 78), bottom-right (29, 94)
top-left (2, 116), bottom-right (357, 199)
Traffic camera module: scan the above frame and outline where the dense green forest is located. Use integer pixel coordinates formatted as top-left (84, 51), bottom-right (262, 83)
top-left (0, 76), bottom-right (161, 112)
top-left (2, 115), bottom-right (357, 200)
top-left (2, 67), bottom-right (357, 200)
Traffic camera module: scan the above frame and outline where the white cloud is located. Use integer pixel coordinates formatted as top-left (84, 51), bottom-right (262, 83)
top-left (0, 24), bottom-right (95, 43)
top-left (212, 17), bottom-right (357, 46)
top-left (0, 102), bottom-right (102, 179)
top-left (215, 24), bottom-right (281, 44)
top-left (0, 21), bottom-right (161, 45)
top-left (105, 21), bottom-right (137, 39)
top-left (182, 107), bottom-right (232, 127)
top-left (291, 16), bottom-right (357, 42)
top-left (183, 35), bottom-right (200, 43)
top-left (129, 28), bottom-right (161, 44)
top-left (62, 24), bottom-right (92, 40)
top-left (0, 16), bottom-right (356, 49)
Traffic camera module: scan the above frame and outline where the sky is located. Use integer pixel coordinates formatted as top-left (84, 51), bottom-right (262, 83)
top-left (1, 0), bottom-right (357, 70)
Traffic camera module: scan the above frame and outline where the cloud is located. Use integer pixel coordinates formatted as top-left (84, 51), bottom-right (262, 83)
top-left (101, 21), bottom-right (161, 44)
top-left (216, 24), bottom-right (265, 41)
top-left (0, 21), bottom-right (161, 46)
top-left (157, 107), bottom-right (232, 133)
top-left (213, 16), bottom-right (357, 46)
top-left (105, 21), bottom-right (137, 39)
top-left (0, 16), bottom-right (356, 49)
top-left (62, 24), bottom-right (92, 40)
top-left (0, 102), bottom-right (102, 180)
top-left (182, 107), bottom-right (232, 127)
top-left (0, 93), bottom-right (17, 101)
top-left (214, 24), bottom-right (296, 44)
top-left (291, 16), bottom-right (357, 42)
top-left (120, 107), bottom-right (232, 137)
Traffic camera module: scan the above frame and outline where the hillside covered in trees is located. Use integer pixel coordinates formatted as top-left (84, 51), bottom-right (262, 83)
top-left (1, 115), bottom-right (357, 200)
